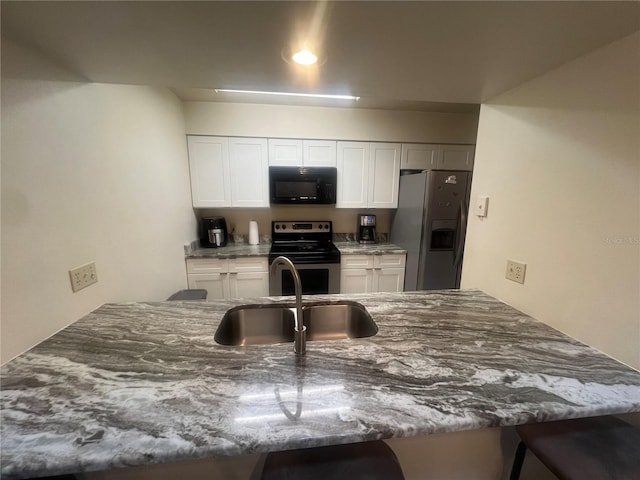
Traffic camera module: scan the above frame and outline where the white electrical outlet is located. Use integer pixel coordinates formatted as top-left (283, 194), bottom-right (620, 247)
top-left (505, 260), bottom-right (526, 284)
top-left (69, 262), bottom-right (98, 292)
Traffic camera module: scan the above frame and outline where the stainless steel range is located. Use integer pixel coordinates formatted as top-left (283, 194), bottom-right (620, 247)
top-left (269, 221), bottom-right (341, 296)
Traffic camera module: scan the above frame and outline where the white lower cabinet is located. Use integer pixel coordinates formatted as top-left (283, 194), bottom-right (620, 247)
top-left (186, 258), bottom-right (269, 300)
top-left (340, 254), bottom-right (406, 294)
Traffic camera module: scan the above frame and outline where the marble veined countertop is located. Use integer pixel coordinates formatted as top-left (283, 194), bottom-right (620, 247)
top-left (187, 243), bottom-right (272, 258)
top-left (2, 290), bottom-right (639, 479)
top-left (333, 241), bottom-right (407, 255)
top-left (187, 241), bottom-right (406, 259)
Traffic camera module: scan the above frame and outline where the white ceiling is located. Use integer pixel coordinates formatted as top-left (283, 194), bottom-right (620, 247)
top-left (2, 1), bottom-right (639, 112)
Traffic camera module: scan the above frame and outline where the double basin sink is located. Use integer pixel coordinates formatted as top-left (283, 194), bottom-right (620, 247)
top-left (215, 301), bottom-right (377, 346)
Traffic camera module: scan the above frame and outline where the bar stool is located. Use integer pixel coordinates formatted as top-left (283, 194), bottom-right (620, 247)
top-left (509, 415), bottom-right (640, 480)
top-left (258, 440), bottom-right (405, 480)
top-left (166, 289), bottom-right (208, 301)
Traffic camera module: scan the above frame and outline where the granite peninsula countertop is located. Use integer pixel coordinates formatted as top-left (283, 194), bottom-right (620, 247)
top-left (186, 242), bottom-right (406, 259)
top-left (2, 290), bottom-right (639, 479)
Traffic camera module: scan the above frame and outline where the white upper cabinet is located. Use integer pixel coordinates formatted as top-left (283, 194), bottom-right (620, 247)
top-left (400, 144), bottom-right (475, 171)
top-left (400, 143), bottom-right (439, 170)
top-left (188, 136), bottom-right (473, 209)
top-left (369, 143), bottom-right (401, 208)
top-left (337, 141), bottom-right (400, 209)
top-left (268, 139), bottom-right (303, 166)
top-left (438, 145), bottom-right (475, 171)
top-left (268, 139), bottom-right (336, 167)
top-left (303, 140), bottom-right (337, 166)
top-left (337, 141), bottom-right (370, 208)
top-left (187, 136), bottom-right (231, 208)
top-left (228, 137), bottom-right (269, 207)
top-left (188, 135), bottom-right (268, 208)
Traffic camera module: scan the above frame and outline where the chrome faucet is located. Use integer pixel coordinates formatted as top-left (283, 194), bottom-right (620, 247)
top-left (270, 256), bottom-right (306, 355)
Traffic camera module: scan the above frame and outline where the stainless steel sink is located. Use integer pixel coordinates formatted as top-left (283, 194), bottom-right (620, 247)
top-left (303, 302), bottom-right (378, 341)
top-left (214, 301), bottom-right (377, 346)
top-left (214, 304), bottom-right (295, 346)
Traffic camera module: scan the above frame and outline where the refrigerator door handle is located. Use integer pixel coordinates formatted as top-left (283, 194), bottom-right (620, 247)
top-left (454, 199), bottom-right (467, 267)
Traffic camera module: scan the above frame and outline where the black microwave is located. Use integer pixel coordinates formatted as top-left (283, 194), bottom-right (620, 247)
top-left (269, 166), bottom-right (337, 205)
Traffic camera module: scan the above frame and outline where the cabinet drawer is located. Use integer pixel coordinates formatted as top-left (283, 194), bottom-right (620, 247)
top-left (341, 254), bottom-right (374, 269)
top-left (374, 254), bottom-right (406, 269)
top-left (228, 257), bottom-right (268, 273)
top-left (186, 258), bottom-right (228, 274)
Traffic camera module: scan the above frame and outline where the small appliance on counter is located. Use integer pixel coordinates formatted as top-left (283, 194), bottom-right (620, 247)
top-left (357, 214), bottom-right (377, 244)
top-left (248, 220), bottom-right (259, 245)
top-left (201, 217), bottom-right (228, 248)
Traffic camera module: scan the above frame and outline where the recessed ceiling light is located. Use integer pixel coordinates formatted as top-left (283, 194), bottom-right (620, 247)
top-left (215, 89), bottom-right (360, 101)
top-left (292, 49), bottom-right (318, 66)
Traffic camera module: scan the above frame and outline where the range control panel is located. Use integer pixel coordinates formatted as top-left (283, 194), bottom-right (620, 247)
top-left (272, 221), bottom-right (332, 234)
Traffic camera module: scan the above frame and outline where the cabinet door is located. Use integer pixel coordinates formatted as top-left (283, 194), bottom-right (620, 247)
top-left (187, 273), bottom-right (229, 300)
top-left (401, 144), bottom-right (439, 170)
top-left (229, 137), bottom-right (269, 207)
top-left (437, 145), bottom-right (475, 171)
top-left (374, 268), bottom-right (405, 293)
top-left (369, 143), bottom-right (401, 208)
top-left (303, 140), bottom-right (337, 166)
top-left (336, 141), bottom-right (369, 208)
top-left (340, 268), bottom-right (373, 294)
top-left (268, 139), bottom-right (302, 166)
top-left (187, 136), bottom-right (231, 208)
top-left (228, 272), bottom-right (269, 299)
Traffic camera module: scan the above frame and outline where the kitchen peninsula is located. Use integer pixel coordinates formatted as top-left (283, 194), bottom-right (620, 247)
top-left (2, 290), bottom-right (640, 479)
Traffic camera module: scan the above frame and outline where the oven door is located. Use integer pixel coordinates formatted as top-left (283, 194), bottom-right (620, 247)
top-left (269, 262), bottom-right (340, 295)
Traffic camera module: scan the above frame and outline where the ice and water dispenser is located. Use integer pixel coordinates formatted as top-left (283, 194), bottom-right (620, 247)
top-left (427, 174), bottom-right (465, 252)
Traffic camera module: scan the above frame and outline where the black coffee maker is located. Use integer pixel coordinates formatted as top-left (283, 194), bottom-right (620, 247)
top-left (201, 217), bottom-right (228, 248)
top-left (357, 214), bottom-right (377, 244)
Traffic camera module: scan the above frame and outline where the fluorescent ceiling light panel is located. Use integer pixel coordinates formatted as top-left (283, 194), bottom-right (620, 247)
top-left (215, 89), bottom-right (360, 101)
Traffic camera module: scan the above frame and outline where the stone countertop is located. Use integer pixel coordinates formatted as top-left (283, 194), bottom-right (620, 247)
top-left (186, 242), bottom-right (406, 259)
top-left (187, 243), bottom-right (272, 259)
top-left (2, 290), bottom-right (639, 479)
top-left (333, 241), bottom-right (407, 255)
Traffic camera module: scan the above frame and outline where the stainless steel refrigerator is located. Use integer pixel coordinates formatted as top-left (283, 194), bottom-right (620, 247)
top-left (390, 170), bottom-right (472, 291)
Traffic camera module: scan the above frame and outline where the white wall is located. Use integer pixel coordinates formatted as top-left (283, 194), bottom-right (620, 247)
top-left (1, 39), bottom-right (197, 364)
top-left (462, 32), bottom-right (640, 369)
top-left (185, 101), bottom-right (479, 144)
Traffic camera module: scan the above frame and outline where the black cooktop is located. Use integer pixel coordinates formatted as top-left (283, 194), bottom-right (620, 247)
top-left (269, 221), bottom-right (340, 264)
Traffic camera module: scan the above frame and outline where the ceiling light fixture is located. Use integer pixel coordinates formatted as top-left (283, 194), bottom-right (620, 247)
top-left (215, 89), bottom-right (360, 101)
top-left (292, 49), bottom-right (318, 66)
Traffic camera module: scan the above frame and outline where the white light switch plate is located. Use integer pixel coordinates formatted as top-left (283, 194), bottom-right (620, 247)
top-left (476, 196), bottom-right (489, 217)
